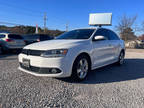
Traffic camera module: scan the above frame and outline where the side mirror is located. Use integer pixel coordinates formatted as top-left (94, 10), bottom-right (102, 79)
top-left (93, 36), bottom-right (106, 41)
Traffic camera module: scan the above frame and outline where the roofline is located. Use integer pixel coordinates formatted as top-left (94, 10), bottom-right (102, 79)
top-left (69, 27), bottom-right (114, 31)
top-left (0, 33), bottom-right (9, 34)
top-left (70, 27), bottom-right (97, 31)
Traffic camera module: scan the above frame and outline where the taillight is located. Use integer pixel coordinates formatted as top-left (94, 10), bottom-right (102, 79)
top-left (37, 39), bottom-right (40, 42)
top-left (5, 39), bottom-right (13, 42)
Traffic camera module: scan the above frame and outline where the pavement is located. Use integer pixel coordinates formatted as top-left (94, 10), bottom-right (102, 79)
top-left (0, 49), bottom-right (144, 108)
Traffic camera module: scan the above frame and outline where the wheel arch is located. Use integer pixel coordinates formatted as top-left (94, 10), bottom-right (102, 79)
top-left (73, 52), bottom-right (92, 70)
top-left (121, 49), bottom-right (125, 56)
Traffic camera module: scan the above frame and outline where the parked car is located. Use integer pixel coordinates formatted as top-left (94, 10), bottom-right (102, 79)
top-left (18, 28), bottom-right (125, 81)
top-left (0, 33), bottom-right (25, 53)
top-left (23, 34), bottom-right (54, 45)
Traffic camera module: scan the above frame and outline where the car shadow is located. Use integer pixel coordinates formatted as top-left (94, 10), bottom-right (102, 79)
top-left (59, 59), bottom-right (144, 84)
top-left (0, 51), bottom-right (20, 60)
top-left (0, 54), bottom-right (18, 60)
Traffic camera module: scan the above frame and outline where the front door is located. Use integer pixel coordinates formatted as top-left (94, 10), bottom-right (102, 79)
top-left (91, 28), bottom-right (114, 68)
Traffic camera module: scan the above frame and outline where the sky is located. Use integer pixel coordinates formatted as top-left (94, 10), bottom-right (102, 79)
top-left (0, 0), bottom-right (144, 34)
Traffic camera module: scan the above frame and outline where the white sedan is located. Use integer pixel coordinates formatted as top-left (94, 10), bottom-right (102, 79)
top-left (18, 28), bottom-right (125, 81)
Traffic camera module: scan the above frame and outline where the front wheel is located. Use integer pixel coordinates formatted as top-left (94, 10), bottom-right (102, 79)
top-left (71, 55), bottom-right (90, 81)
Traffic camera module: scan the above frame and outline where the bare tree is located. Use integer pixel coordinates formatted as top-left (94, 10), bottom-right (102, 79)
top-left (115, 15), bottom-right (137, 41)
top-left (138, 34), bottom-right (144, 40)
top-left (115, 14), bottom-right (137, 33)
top-left (142, 21), bottom-right (144, 31)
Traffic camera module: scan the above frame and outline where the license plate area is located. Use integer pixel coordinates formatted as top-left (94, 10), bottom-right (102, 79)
top-left (22, 58), bottom-right (30, 68)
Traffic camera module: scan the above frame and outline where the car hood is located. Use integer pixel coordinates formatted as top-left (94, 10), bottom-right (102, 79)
top-left (24, 39), bottom-right (88, 50)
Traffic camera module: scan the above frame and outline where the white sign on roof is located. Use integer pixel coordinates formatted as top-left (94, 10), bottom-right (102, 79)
top-left (89, 13), bottom-right (112, 26)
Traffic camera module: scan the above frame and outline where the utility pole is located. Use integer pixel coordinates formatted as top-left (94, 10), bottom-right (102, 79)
top-left (35, 24), bottom-right (38, 34)
top-left (44, 13), bottom-right (47, 33)
top-left (66, 22), bottom-right (68, 32)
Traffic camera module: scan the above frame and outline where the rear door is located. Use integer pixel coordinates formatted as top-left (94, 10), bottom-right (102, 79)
top-left (107, 30), bottom-right (121, 59)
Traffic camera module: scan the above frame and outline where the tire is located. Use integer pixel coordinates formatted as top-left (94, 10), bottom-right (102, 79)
top-left (0, 46), bottom-right (3, 55)
top-left (117, 51), bottom-right (125, 65)
top-left (71, 55), bottom-right (90, 81)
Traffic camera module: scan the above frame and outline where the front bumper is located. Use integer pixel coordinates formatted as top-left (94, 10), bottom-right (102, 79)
top-left (18, 54), bottom-right (72, 78)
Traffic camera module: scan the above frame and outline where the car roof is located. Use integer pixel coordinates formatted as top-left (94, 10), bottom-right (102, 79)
top-left (73, 27), bottom-right (97, 30)
top-left (0, 33), bottom-right (9, 35)
top-left (0, 33), bottom-right (21, 35)
top-left (23, 34), bottom-right (51, 37)
top-left (72, 27), bottom-right (116, 32)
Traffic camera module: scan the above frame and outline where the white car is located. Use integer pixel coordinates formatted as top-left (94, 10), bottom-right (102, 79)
top-left (18, 28), bottom-right (125, 81)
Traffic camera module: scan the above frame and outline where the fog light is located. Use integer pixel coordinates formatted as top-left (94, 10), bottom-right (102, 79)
top-left (39, 68), bottom-right (61, 74)
top-left (51, 69), bottom-right (57, 73)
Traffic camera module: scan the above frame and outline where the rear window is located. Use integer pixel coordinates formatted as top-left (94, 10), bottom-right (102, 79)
top-left (40, 35), bottom-right (54, 41)
top-left (108, 30), bottom-right (120, 40)
top-left (23, 35), bottom-right (39, 40)
top-left (8, 34), bottom-right (23, 39)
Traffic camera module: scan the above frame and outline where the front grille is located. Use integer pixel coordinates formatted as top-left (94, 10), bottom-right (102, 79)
top-left (21, 49), bottom-right (45, 56)
top-left (20, 63), bottom-right (61, 74)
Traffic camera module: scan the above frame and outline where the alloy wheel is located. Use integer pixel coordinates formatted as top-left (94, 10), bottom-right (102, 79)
top-left (119, 52), bottom-right (124, 65)
top-left (76, 58), bottom-right (89, 79)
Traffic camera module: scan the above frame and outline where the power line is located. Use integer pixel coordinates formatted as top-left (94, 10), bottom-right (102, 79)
top-left (0, 4), bottom-right (67, 28)
top-left (0, 1), bottom-right (70, 30)
top-left (0, 1), bottom-right (68, 25)
top-left (0, 1), bottom-right (43, 16)
top-left (0, 5), bottom-right (43, 18)
top-left (0, 21), bottom-right (23, 26)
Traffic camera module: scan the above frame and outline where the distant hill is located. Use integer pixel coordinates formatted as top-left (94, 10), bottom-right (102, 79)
top-left (0, 25), bottom-right (64, 36)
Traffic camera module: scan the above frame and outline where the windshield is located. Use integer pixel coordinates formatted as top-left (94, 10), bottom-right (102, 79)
top-left (56, 29), bottom-right (95, 39)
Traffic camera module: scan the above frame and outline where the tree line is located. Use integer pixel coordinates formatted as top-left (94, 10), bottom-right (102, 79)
top-left (0, 25), bottom-right (64, 37)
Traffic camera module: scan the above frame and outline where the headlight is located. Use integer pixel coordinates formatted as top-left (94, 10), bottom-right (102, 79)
top-left (41, 49), bottom-right (68, 58)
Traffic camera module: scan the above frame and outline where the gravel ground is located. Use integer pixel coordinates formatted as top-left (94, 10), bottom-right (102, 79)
top-left (0, 49), bottom-right (144, 108)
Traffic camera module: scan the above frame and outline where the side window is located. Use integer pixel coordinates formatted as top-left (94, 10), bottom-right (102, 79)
top-left (94, 29), bottom-right (109, 40)
top-left (0, 34), bottom-right (5, 38)
top-left (40, 35), bottom-right (48, 41)
top-left (108, 30), bottom-right (120, 40)
top-left (50, 36), bottom-right (54, 39)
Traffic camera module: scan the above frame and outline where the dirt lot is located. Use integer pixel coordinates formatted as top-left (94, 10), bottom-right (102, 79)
top-left (0, 49), bottom-right (144, 108)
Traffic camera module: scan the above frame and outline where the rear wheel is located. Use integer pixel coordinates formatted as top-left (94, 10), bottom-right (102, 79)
top-left (71, 55), bottom-right (90, 81)
top-left (117, 51), bottom-right (125, 65)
